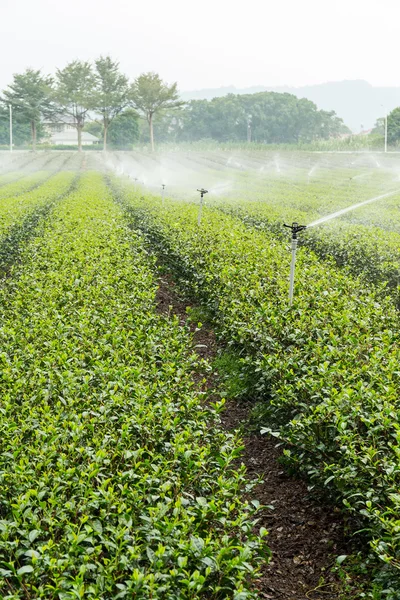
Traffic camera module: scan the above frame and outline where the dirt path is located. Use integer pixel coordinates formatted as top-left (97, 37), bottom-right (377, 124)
top-left (156, 274), bottom-right (361, 600)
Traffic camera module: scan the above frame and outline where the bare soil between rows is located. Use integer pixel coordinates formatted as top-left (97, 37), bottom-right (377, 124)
top-left (156, 274), bottom-right (363, 600)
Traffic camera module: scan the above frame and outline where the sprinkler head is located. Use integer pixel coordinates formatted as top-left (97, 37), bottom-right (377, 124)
top-left (284, 222), bottom-right (307, 240)
top-left (197, 188), bottom-right (208, 198)
top-left (162, 184), bottom-right (166, 190)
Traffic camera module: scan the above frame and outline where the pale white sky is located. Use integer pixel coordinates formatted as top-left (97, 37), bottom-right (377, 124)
top-left (1, 0), bottom-right (399, 91)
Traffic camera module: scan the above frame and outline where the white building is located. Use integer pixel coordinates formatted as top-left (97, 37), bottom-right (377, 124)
top-left (42, 119), bottom-right (99, 146)
top-left (48, 130), bottom-right (99, 146)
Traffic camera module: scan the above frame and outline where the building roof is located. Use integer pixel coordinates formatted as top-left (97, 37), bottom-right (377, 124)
top-left (50, 131), bottom-right (99, 142)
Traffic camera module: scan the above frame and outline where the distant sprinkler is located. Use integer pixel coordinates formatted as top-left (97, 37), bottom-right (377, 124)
top-left (162, 183), bottom-right (166, 206)
top-left (197, 188), bottom-right (208, 225)
top-left (283, 222), bottom-right (307, 306)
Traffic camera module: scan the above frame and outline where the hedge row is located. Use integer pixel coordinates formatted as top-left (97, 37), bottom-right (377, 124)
top-left (215, 196), bottom-right (400, 304)
top-left (110, 177), bottom-right (400, 582)
top-left (0, 172), bottom-right (268, 599)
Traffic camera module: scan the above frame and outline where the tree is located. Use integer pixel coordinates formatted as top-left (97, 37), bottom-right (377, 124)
top-left (372, 117), bottom-right (385, 136)
top-left (1, 69), bottom-right (54, 151)
top-left (387, 108), bottom-right (400, 146)
top-left (54, 61), bottom-right (96, 152)
top-left (173, 92), bottom-right (348, 144)
top-left (84, 109), bottom-right (139, 149)
top-left (84, 121), bottom-right (103, 139)
top-left (0, 105), bottom-right (32, 146)
top-left (131, 72), bottom-right (184, 151)
top-left (176, 100), bottom-right (214, 142)
top-left (138, 110), bottom-right (178, 144)
top-left (92, 56), bottom-right (130, 152)
top-left (108, 109), bottom-right (139, 148)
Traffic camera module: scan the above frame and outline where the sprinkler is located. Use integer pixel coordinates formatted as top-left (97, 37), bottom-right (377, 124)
top-left (197, 188), bottom-right (208, 225)
top-left (161, 183), bottom-right (166, 206)
top-left (283, 222), bottom-right (307, 306)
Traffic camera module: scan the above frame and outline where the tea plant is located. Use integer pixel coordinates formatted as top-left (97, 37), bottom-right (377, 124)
top-left (216, 202), bottom-right (400, 303)
top-left (0, 172), bottom-right (268, 598)
top-left (110, 176), bottom-right (400, 583)
top-left (0, 171), bottom-right (76, 274)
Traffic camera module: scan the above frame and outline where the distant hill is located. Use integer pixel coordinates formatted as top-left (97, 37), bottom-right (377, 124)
top-left (181, 80), bottom-right (400, 133)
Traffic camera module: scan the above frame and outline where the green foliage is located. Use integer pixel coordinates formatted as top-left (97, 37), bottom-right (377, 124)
top-left (138, 110), bottom-right (176, 145)
top-left (131, 72), bottom-right (184, 118)
top-left (37, 143), bottom-right (102, 151)
top-left (85, 110), bottom-right (139, 149)
top-left (0, 171), bottom-right (76, 273)
top-left (55, 60), bottom-right (96, 114)
top-left (165, 148), bottom-right (399, 304)
top-left (0, 171), bottom-right (268, 597)
top-left (0, 105), bottom-right (32, 145)
top-left (110, 175), bottom-right (400, 589)
top-left (83, 121), bottom-right (103, 138)
top-left (387, 107), bottom-right (400, 145)
top-left (131, 72), bottom-right (185, 150)
top-left (54, 61), bottom-right (97, 151)
top-left (213, 352), bottom-right (250, 400)
top-left (108, 110), bottom-right (139, 148)
top-left (151, 135), bottom-right (386, 152)
top-left (0, 170), bottom-right (52, 200)
top-left (1, 69), bottom-right (55, 150)
top-left (173, 92), bottom-right (349, 144)
top-left (216, 200), bottom-right (400, 306)
top-left (92, 56), bottom-right (131, 150)
top-left (372, 117), bottom-right (385, 136)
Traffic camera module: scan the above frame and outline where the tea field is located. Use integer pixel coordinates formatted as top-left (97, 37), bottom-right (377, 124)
top-left (0, 149), bottom-right (399, 598)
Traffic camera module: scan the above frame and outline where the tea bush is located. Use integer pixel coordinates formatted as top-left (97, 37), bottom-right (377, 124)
top-left (0, 172), bottom-right (268, 598)
top-left (111, 177), bottom-right (400, 576)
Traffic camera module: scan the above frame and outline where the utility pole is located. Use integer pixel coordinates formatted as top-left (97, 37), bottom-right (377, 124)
top-left (9, 105), bottom-right (12, 153)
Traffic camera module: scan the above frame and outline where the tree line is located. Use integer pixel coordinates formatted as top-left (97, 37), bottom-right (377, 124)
top-left (0, 58), bottom-right (182, 151)
top-left (0, 57), bottom-right (350, 151)
top-left (373, 109), bottom-right (400, 145)
top-left (152, 93), bottom-right (350, 144)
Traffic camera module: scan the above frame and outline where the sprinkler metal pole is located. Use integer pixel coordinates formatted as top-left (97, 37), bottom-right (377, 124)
top-left (197, 188), bottom-right (208, 225)
top-left (283, 222), bottom-right (307, 306)
top-left (162, 184), bottom-right (166, 207)
top-left (289, 238), bottom-right (297, 305)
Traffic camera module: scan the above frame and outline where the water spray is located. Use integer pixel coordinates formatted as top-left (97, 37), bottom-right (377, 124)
top-left (282, 187), bottom-right (400, 306)
top-left (307, 188), bottom-right (400, 228)
top-left (283, 222), bottom-right (307, 306)
top-left (197, 188), bottom-right (208, 225)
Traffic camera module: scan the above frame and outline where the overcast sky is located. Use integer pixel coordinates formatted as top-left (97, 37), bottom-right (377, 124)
top-left (1, 0), bottom-right (399, 92)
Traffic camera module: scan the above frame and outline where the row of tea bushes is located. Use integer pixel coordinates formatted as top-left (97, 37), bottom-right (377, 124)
top-left (0, 171), bottom-right (267, 598)
top-left (216, 202), bottom-right (400, 305)
top-left (0, 170), bottom-right (54, 200)
top-left (111, 178), bottom-right (400, 577)
top-left (0, 151), bottom-right (75, 201)
top-left (0, 171), bottom-right (77, 274)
